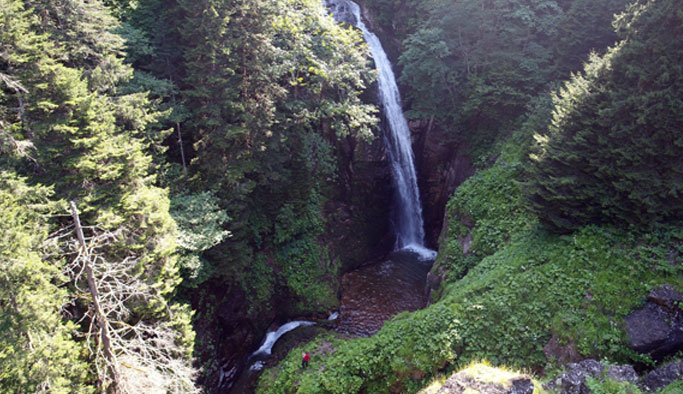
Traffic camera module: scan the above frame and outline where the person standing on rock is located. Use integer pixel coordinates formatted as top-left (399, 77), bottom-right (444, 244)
top-left (302, 352), bottom-right (310, 368)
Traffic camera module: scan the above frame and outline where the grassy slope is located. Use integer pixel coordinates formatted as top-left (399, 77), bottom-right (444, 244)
top-left (257, 132), bottom-right (683, 393)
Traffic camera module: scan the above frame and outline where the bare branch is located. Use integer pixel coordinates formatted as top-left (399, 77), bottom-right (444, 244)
top-left (47, 201), bottom-right (199, 393)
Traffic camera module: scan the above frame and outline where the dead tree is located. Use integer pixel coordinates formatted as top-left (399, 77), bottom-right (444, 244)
top-left (69, 201), bottom-right (121, 393)
top-left (53, 201), bottom-right (198, 393)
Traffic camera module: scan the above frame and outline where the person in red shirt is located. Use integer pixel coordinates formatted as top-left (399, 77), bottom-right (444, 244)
top-left (302, 352), bottom-right (310, 368)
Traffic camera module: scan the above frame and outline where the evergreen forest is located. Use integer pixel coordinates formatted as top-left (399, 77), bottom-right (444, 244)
top-left (0, 0), bottom-right (680, 393)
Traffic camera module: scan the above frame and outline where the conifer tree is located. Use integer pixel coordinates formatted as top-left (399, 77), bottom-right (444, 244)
top-left (527, 0), bottom-right (683, 232)
top-left (0, 173), bottom-right (88, 394)
top-left (1, 1), bottom-right (198, 391)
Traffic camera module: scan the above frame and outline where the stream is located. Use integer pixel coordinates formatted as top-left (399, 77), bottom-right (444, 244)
top-left (227, 250), bottom-right (435, 393)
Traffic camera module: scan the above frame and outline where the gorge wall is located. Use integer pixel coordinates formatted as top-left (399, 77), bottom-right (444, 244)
top-left (196, 129), bottom-right (394, 392)
top-left (411, 120), bottom-right (474, 248)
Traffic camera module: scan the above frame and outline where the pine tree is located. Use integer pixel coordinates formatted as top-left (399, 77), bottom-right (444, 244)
top-left (1, 1), bottom-right (198, 391)
top-left (526, 0), bottom-right (683, 232)
top-left (0, 172), bottom-right (88, 394)
top-left (550, 0), bottom-right (630, 78)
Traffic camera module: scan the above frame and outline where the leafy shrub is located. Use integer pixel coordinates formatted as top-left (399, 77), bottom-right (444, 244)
top-left (585, 376), bottom-right (642, 394)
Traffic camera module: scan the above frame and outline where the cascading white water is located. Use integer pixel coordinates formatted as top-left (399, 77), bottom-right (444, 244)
top-left (251, 321), bottom-right (315, 357)
top-left (325, 0), bottom-right (436, 259)
top-left (244, 320), bottom-right (315, 372)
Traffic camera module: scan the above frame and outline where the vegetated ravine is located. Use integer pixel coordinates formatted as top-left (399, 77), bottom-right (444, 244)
top-left (223, 1), bottom-right (437, 392)
top-left (324, 0), bottom-right (437, 335)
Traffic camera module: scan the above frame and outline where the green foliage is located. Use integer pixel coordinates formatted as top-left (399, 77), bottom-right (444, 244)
top-left (1, 0), bottom-right (197, 390)
top-left (364, 0), bottom-right (429, 43)
top-left (0, 172), bottom-right (89, 394)
top-left (170, 191), bottom-right (230, 286)
top-left (257, 3), bottom-right (683, 389)
top-left (259, 94), bottom-right (682, 391)
top-left (526, 0), bottom-right (683, 232)
top-left (393, 0), bottom-right (634, 163)
top-left (434, 114), bottom-right (545, 284)
top-left (260, 220), bottom-right (682, 393)
top-left (398, 0), bottom-right (565, 160)
top-left (171, 0), bottom-right (378, 316)
top-left (659, 381), bottom-right (683, 394)
top-left (550, 0), bottom-right (630, 78)
top-left (585, 376), bottom-right (642, 394)
top-left (274, 196), bottom-right (340, 313)
top-left (437, 161), bottom-right (535, 281)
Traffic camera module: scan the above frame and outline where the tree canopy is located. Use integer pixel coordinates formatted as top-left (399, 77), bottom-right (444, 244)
top-left (527, 0), bottom-right (683, 232)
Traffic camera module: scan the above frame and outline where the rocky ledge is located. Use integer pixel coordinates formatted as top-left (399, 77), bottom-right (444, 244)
top-left (421, 363), bottom-right (535, 394)
top-left (625, 284), bottom-right (683, 360)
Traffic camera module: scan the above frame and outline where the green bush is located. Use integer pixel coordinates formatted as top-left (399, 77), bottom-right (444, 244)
top-left (659, 381), bottom-right (683, 394)
top-left (585, 376), bottom-right (642, 394)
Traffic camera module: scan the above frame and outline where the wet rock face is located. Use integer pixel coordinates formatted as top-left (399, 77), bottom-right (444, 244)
top-left (625, 284), bottom-right (683, 360)
top-left (323, 0), bottom-right (357, 25)
top-left (205, 286), bottom-right (276, 392)
top-left (641, 360), bottom-right (683, 392)
top-left (410, 120), bottom-right (474, 248)
top-left (544, 359), bottom-right (638, 394)
top-left (327, 133), bottom-right (393, 271)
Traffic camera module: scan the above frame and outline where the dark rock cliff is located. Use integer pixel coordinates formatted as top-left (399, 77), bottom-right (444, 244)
top-left (410, 119), bottom-right (474, 248)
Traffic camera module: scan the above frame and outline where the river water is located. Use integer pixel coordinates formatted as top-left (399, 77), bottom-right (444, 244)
top-left (335, 249), bottom-right (433, 337)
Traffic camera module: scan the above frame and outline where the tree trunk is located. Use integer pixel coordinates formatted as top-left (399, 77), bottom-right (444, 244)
top-left (69, 201), bottom-right (121, 393)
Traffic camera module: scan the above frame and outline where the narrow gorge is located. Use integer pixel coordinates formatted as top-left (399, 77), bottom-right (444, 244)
top-left (2, 0), bottom-right (679, 393)
top-left (219, 2), bottom-right (444, 391)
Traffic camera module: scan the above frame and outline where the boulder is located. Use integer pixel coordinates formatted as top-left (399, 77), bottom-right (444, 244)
top-left (647, 284), bottom-right (683, 311)
top-left (605, 365), bottom-right (638, 385)
top-left (545, 359), bottom-right (604, 394)
top-left (508, 378), bottom-right (535, 394)
top-left (640, 360), bottom-right (683, 392)
top-left (625, 284), bottom-right (683, 360)
top-left (544, 359), bottom-right (637, 394)
top-left (433, 364), bottom-right (534, 394)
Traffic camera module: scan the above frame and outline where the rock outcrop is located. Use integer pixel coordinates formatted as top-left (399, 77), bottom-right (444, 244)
top-left (430, 364), bottom-right (534, 394)
top-left (640, 360), bottom-right (683, 392)
top-left (544, 359), bottom-right (638, 394)
top-left (625, 284), bottom-right (683, 360)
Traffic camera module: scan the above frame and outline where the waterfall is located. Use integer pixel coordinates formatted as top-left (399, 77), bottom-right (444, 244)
top-left (245, 320), bottom-right (315, 372)
top-left (251, 321), bottom-right (315, 357)
top-left (325, 0), bottom-right (436, 259)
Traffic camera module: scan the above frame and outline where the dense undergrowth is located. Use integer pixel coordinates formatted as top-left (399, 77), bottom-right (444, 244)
top-left (257, 124), bottom-right (682, 392)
